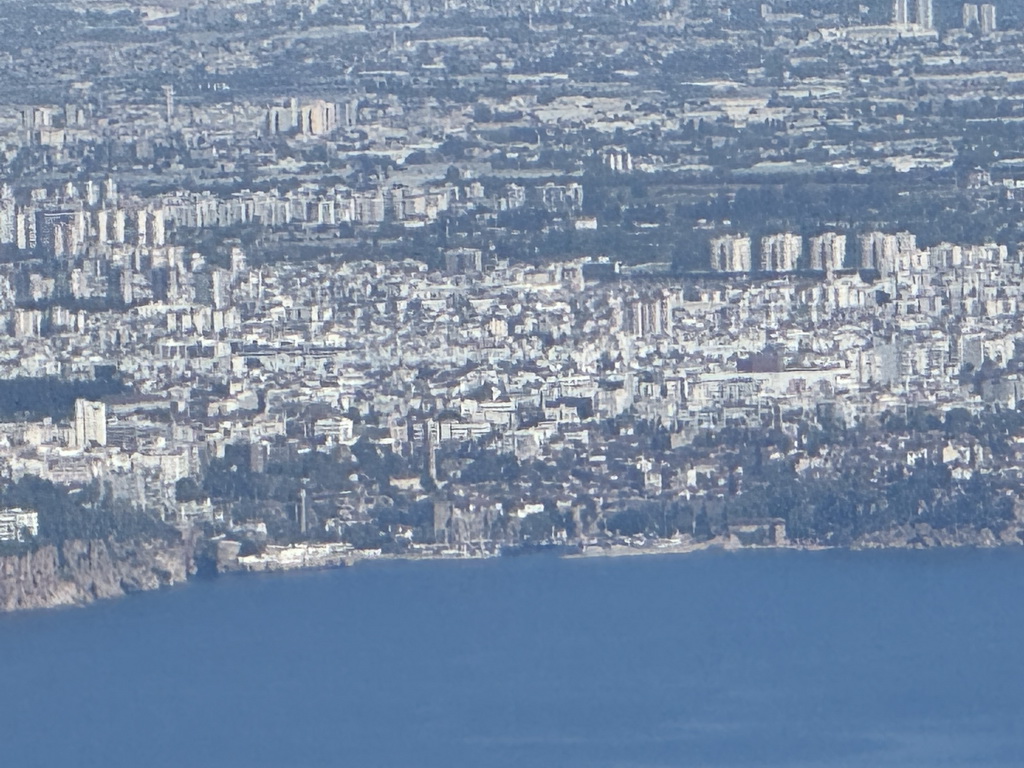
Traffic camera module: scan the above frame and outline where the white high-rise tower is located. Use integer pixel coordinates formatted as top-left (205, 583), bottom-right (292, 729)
top-left (74, 399), bottom-right (107, 449)
top-left (963, 3), bottom-right (980, 28)
top-left (162, 85), bottom-right (175, 124)
top-left (810, 233), bottom-right (847, 273)
top-left (916, 0), bottom-right (934, 28)
top-left (980, 3), bottom-right (996, 33)
top-left (894, 0), bottom-right (910, 25)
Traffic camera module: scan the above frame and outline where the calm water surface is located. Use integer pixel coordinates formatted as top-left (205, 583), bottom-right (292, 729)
top-left (0, 549), bottom-right (1022, 768)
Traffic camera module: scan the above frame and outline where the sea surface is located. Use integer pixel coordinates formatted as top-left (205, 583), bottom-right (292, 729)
top-left (0, 548), bottom-right (1022, 767)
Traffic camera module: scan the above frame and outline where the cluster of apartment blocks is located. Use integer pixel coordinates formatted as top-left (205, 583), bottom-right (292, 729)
top-left (893, 0), bottom-right (936, 30)
top-left (2, 223), bottom-right (1024, 524)
top-left (711, 232), bottom-right (850, 273)
top-left (0, 174), bottom-right (582, 257)
top-left (962, 3), bottom-right (998, 33)
top-left (264, 98), bottom-right (360, 137)
top-left (891, 0), bottom-right (997, 34)
top-left (708, 230), bottom-right (1002, 277)
top-left (156, 180), bottom-right (579, 229)
top-left (0, 179), bottom-right (174, 257)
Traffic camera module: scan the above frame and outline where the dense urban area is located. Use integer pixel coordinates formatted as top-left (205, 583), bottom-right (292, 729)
top-left (4, 0), bottom-right (1024, 609)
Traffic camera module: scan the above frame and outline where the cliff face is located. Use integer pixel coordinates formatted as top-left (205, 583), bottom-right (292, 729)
top-left (0, 538), bottom-right (195, 613)
top-left (853, 522), bottom-right (1024, 549)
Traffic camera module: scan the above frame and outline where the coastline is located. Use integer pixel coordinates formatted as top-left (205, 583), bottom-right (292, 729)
top-left (0, 537), bottom-right (195, 615)
top-left (1, 524), bottom-right (1020, 616)
top-left (219, 523), bottom-right (1017, 575)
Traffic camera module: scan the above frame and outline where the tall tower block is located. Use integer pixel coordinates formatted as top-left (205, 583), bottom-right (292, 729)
top-left (916, 0), bottom-right (934, 28)
top-left (980, 3), bottom-right (996, 33)
top-left (894, 0), bottom-right (910, 25)
top-left (162, 85), bottom-right (175, 124)
top-left (74, 399), bottom-right (107, 449)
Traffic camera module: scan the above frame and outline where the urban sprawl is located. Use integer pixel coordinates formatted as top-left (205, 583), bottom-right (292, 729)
top-left (2, 0), bottom-right (1024, 577)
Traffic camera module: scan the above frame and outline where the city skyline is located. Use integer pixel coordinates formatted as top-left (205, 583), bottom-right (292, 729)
top-left (0, 0), bottom-right (1022, 601)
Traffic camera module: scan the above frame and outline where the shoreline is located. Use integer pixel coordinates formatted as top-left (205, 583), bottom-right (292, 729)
top-left (225, 526), bottom-right (1017, 574)
top-left (1, 528), bottom-right (1020, 616)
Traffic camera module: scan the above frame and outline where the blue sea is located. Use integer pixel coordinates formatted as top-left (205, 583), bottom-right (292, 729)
top-left (1, 549), bottom-right (1022, 767)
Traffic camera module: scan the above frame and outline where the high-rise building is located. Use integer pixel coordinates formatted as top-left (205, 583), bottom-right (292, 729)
top-left (103, 177), bottom-right (118, 206)
top-left (810, 233), bottom-right (847, 272)
top-left (710, 235), bottom-right (752, 273)
top-left (267, 98), bottom-right (338, 137)
top-left (84, 180), bottom-right (100, 207)
top-left (859, 232), bottom-right (917, 276)
top-left (343, 99), bottom-right (359, 128)
top-left (0, 185), bottom-right (15, 245)
top-left (113, 209), bottom-right (126, 244)
top-left (74, 399), bottom-right (107, 449)
top-left (150, 208), bottom-right (166, 247)
top-left (916, 0), bottom-right (934, 29)
top-left (36, 211), bottom-right (80, 259)
top-left (230, 247), bottom-right (248, 280)
top-left (894, 0), bottom-right (910, 25)
top-left (963, 3), bottom-right (980, 28)
top-left (162, 85), bottom-right (174, 124)
top-left (628, 294), bottom-right (673, 338)
top-left (136, 209), bottom-right (149, 246)
top-left (15, 212), bottom-right (35, 250)
top-left (980, 3), bottom-right (996, 33)
top-left (760, 233), bottom-right (802, 272)
top-left (304, 100), bottom-right (337, 135)
top-left (95, 209), bottom-right (109, 242)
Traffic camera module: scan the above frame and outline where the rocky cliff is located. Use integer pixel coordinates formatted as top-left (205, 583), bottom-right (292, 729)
top-left (0, 538), bottom-right (196, 613)
top-left (853, 522), bottom-right (1024, 549)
